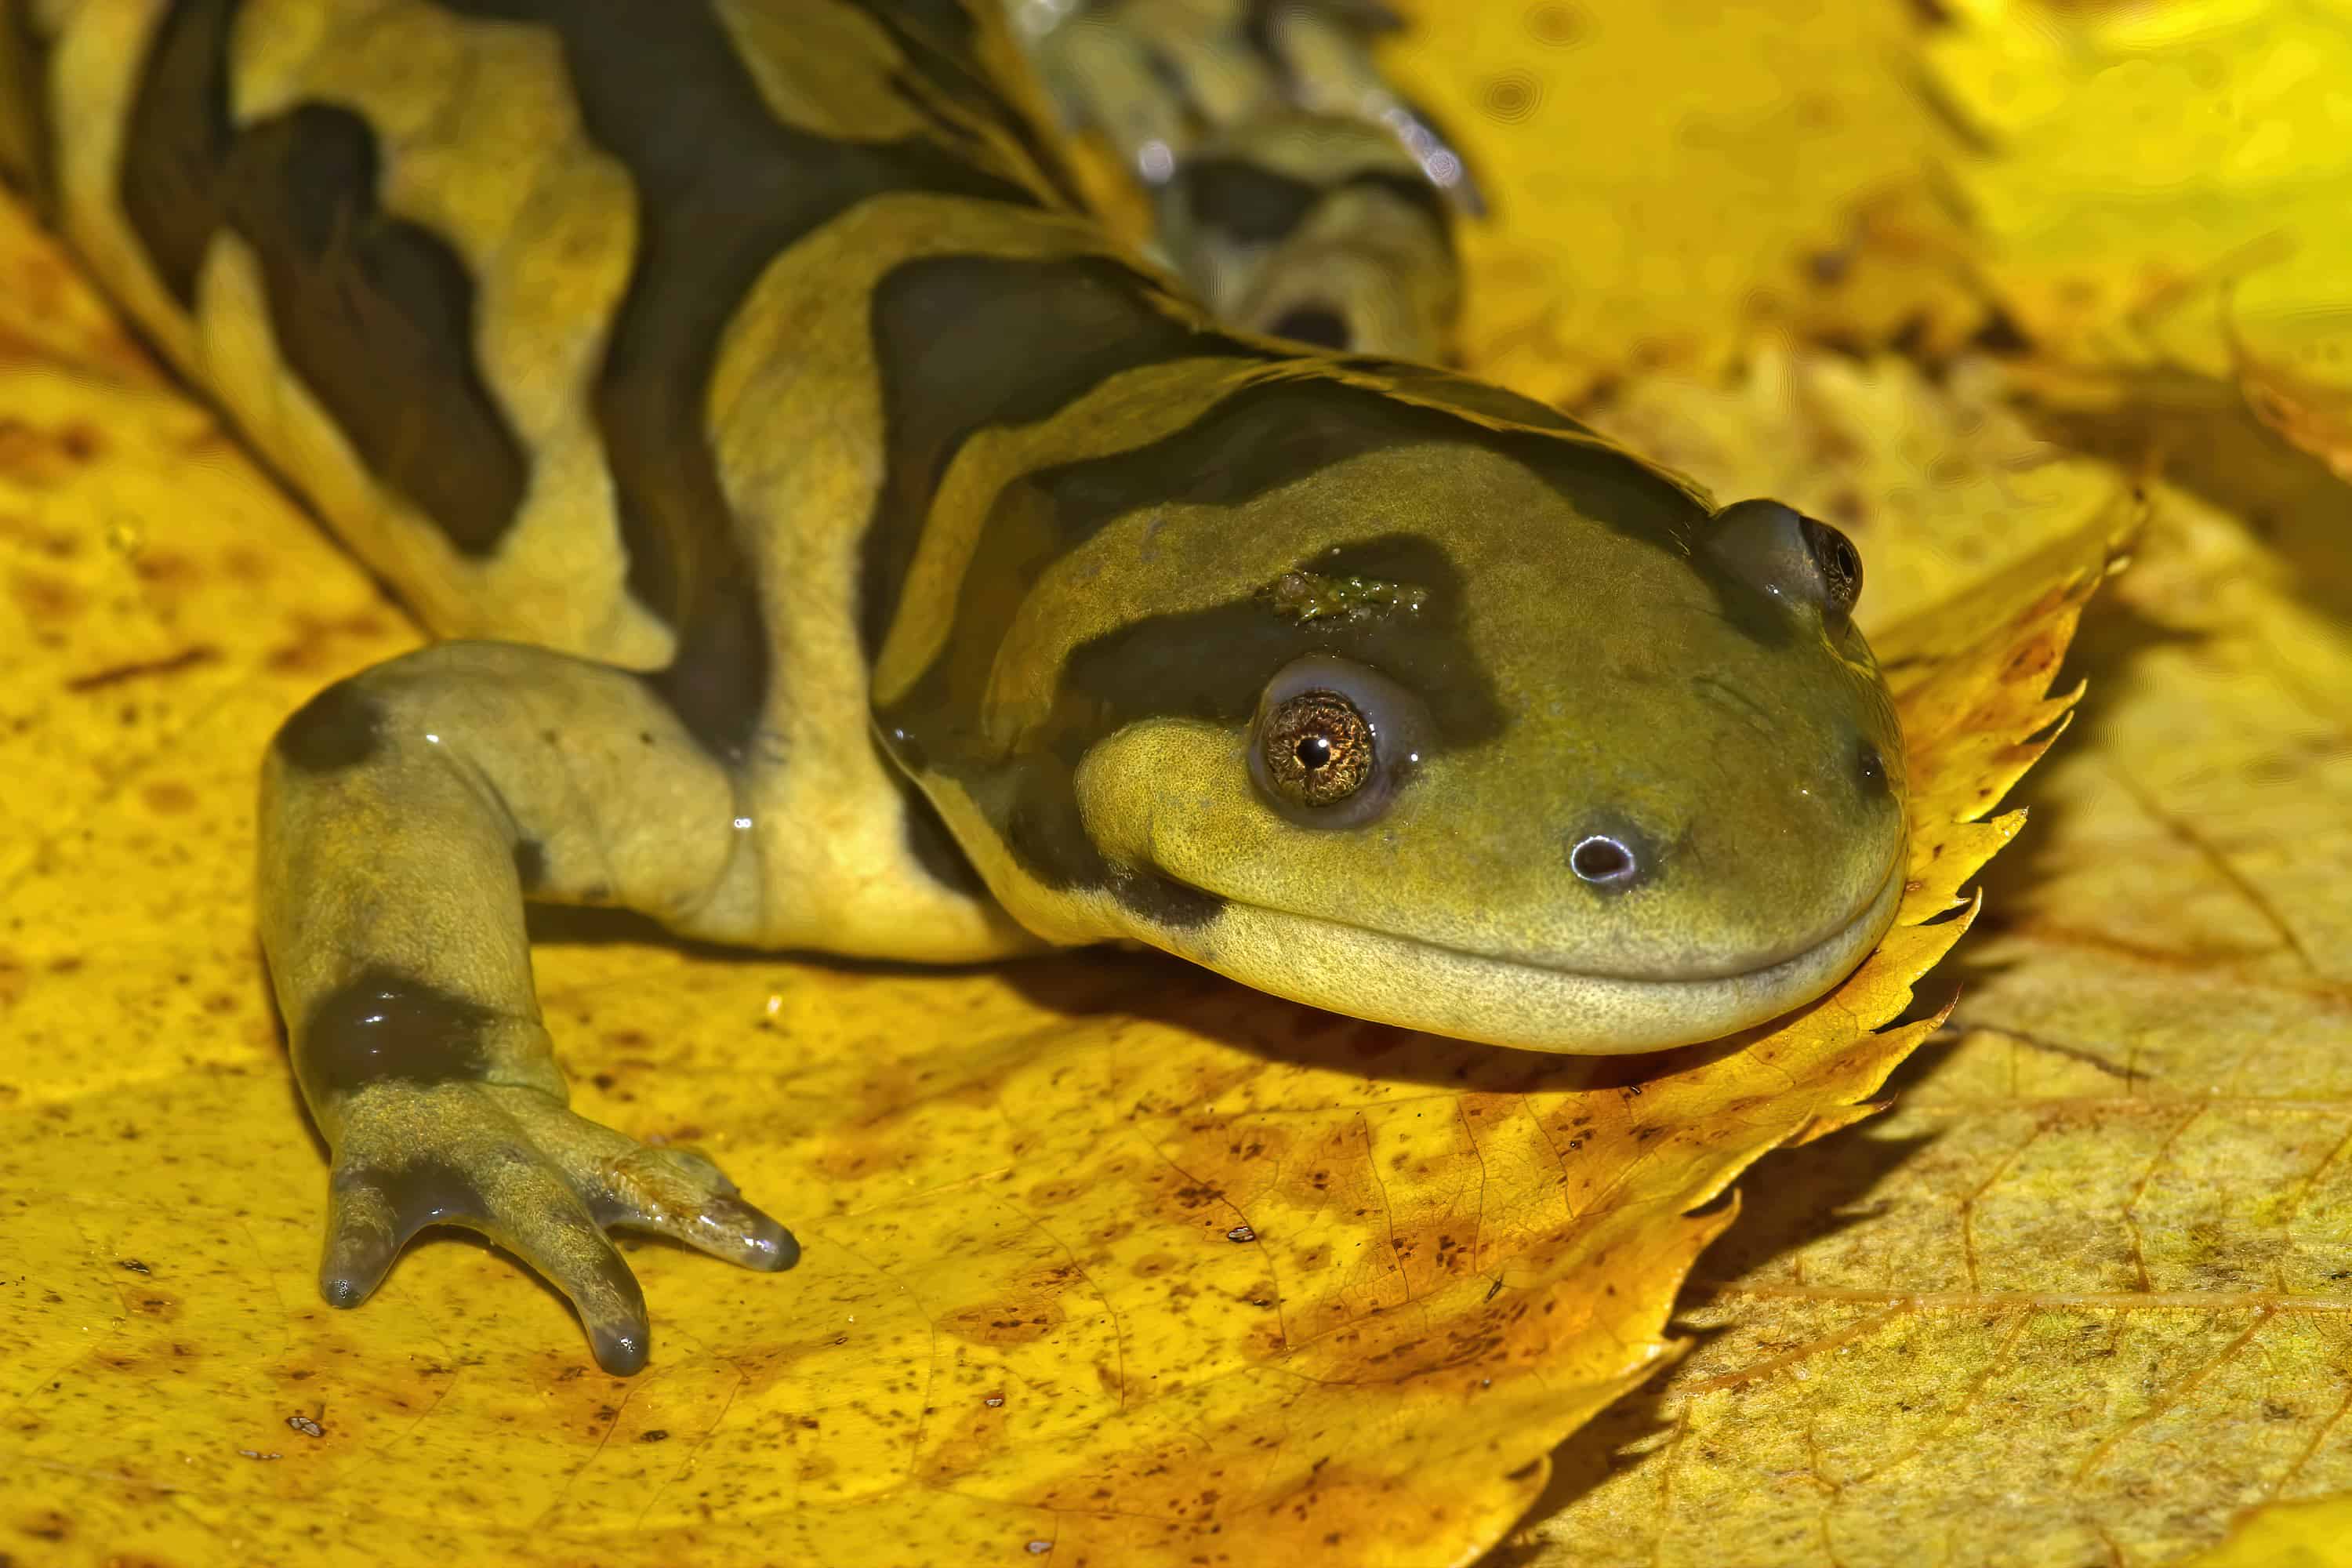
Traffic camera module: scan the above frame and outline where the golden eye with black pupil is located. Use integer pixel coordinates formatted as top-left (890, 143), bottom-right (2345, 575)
top-left (1250, 652), bottom-right (1432, 826)
top-left (1260, 690), bottom-right (1374, 806)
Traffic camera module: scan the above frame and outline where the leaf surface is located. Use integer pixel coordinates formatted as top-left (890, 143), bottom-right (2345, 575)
top-left (1379, 0), bottom-right (1984, 404)
top-left (1513, 356), bottom-right (2352, 1568)
top-left (1922, 0), bottom-right (2352, 390)
top-left (0, 152), bottom-right (2086, 1567)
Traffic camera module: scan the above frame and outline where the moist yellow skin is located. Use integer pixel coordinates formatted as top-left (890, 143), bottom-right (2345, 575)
top-left (4, 0), bottom-right (1904, 1374)
top-left (905, 428), bottom-right (1907, 1054)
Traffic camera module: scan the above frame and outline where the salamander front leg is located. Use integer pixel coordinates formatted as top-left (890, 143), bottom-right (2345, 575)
top-left (258, 641), bottom-right (794, 1374)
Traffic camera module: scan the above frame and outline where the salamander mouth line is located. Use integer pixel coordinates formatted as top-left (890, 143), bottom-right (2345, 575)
top-left (1160, 844), bottom-right (1908, 987)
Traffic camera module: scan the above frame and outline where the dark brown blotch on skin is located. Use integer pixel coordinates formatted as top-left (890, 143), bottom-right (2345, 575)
top-left (274, 678), bottom-right (386, 773)
top-left (0, 0), bottom-right (57, 217)
top-left (220, 104), bottom-right (531, 554)
top-left (882, 747), bottom-right (992, 898)
top-left (861, 251), bottom-right (1272, 653)
top-left (300, 967), bottom-right (496, 1101)
top-left (1177, 157), bottom-right (1453, 255)
top-left (990, 757), bottom-right (1227, 927)
top-left (1109, 868), bottom-right (1226, 929)
top-left (511, 837), bottom-right (548, 894)
top-left (1000, 761), bottom-right (1104, 892)
top-left (886, 533), bottom-right (1491, 904)
top-left (1177, 156), bottom-right (1321, 243)
top-left (1029, 380), bottom-right (1688, 558)
top-left (1269, 305), bottom-right (1350, 350)
top-left (1056, 535), bottom-right (1500, 753)
top-left (116, 0), bottom-right (237, 303)
top-left (434, 0), bottom-right (1055, 760)
top-left (830, 0), bottom-right (1091, 211)
top-left (118, 7), bottom-right (532, 554)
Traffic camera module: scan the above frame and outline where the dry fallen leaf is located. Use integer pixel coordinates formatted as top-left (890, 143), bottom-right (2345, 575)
top-left (1477, 2), bottom-right (2352, 1548)
top-left (1922, 0), bottom-right (2352, 382)
top-left (1504, 358), bottom-right (2352, 1566)
top-left (1377, 0), bottom-right (1983, 405)
top-left (0, 123), bottom-right (2092, 1565)
top-left (2223, 299), bottom-right (2352, 485)
top-left (2182, 1494), bottom-right (2352, 1568)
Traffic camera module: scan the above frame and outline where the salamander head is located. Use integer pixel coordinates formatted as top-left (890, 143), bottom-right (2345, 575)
top-left (891, 387), bottom-right (1906, 1052)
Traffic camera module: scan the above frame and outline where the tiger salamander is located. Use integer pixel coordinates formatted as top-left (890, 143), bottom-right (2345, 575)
top-left (0, 0), bottom-right (1907, 1374)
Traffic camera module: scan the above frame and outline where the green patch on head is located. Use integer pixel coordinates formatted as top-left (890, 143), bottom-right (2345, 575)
top-left (1264, 567), bottom-right (1431, 625)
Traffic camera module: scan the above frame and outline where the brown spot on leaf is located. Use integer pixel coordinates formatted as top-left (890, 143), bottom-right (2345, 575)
top-left (129, 548), bottom-right (201, 586)
top-left (0, 511), bottom-right (75, 557)
top-left (140, 780), bottom-right (198, 815)
top-left (9, 567), bottom-right (82, 625)
top-left (0, 416), bottom-right (100, 485)
top-left (66, 645), bottom-right (221, 692)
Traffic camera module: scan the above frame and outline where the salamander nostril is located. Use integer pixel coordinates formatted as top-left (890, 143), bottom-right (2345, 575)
top-left (1570, 834), bottom-right (1637, 885)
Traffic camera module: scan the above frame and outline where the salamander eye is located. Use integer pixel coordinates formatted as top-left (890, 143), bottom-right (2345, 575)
top-left (1248, 653), bottom-right (1432, 827)
top-left (1802, 516), bottom-right (1862, 615)
top-left (1260, 691), bottom-right (1374, 805)
top-left (1705, 499), bottom-right (1865, 624)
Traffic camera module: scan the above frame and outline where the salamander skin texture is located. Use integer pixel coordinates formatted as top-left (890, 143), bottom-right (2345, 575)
top-left (0, 0), bottom-right (1907, 1373)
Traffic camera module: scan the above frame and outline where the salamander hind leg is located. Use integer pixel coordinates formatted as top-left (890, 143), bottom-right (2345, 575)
top-left (260, 641), bottom-right (795, 1374)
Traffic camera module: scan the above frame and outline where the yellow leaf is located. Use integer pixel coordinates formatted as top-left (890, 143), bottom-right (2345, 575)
top-left (1923, 0), bottom-right (2352, 379)
top-left (0, 157), bottom-right (2092, 1567)
top-left (2181, 1494), bottom-right (2352, 1568)
top-left (1377, 0), bottom-right (1981, 405)
top-left (2223, 298), bottom-right (2352, 483)
top-left (1511, 372), bottom-right (2352, 1566)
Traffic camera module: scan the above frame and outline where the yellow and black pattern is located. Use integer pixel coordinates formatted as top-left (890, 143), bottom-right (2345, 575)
top-left (1018, 0), bottom-right (1472, 357)
top-left (2, 0), bottom-right (1911, 1374)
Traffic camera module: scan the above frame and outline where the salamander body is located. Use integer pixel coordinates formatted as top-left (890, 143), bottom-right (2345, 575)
top-left (0, 0), bottom-right (1906, 1371)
